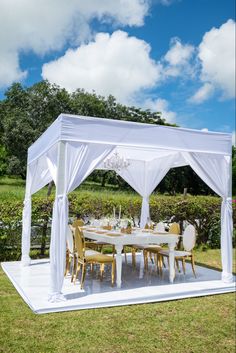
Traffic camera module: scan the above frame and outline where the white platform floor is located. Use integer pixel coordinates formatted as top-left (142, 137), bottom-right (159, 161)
top-left (1, 254), bottom-right (235, 314)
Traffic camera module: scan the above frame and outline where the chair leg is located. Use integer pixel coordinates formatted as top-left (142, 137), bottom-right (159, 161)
top-left (100, 263), bottom-right (104, 281)
top-left (175, 259), bottom-right (180, 273)
top-left (190, 254), bottom-right (197, 278)
top-left (81, 263), bottom-right (86, 289)
top-left (158, 254), bottom-right (163, 277)
top-left (149, 251), bottom-right (154, 264)
top-left (68, 256), bottom-right (73, 276)
top-left (144, 250), bottom-right (148, 270)
top-left (155, 253), bottom-right (160, 274)
top-left (71, 255), bottom-right (77, 283)
top-left (154, 253), bottom-right (158, 267)
top-left (182, 258), bottom-right (186, 275)
top-left (73, 263), bottom-right (81, 284)
top-left (131, 248), bottom-right (136, 268)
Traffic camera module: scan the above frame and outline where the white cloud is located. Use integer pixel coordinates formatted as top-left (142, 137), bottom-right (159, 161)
top-left (188, 82), bottom-right (214, 104)
top-left (198, 19), bottom-right (235, 100)
top-left (143, 98), bottom-right (177, 123)
top-left (0, 0), bottom-right (149, 88)
top-left (163, 38), bottom-right (195, 78)
top-left (156, 0), bottom-right (177, 5)
top-left (42, 30), bottom-right (162, 103)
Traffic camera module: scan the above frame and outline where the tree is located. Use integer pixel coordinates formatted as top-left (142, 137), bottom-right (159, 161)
top-left (0, 81), bottom-right (72, 177)
top-left (157, 166), bottom-right (214, 196)
top-left (0, 145), bottom-right (7, 176)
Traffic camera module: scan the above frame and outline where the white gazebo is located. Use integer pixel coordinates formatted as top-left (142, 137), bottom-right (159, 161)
top-left (21, 114), bottom-right (233, 302)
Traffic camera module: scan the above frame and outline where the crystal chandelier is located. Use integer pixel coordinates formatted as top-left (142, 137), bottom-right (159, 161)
top-left (103, 152), bottom-right (130, 171)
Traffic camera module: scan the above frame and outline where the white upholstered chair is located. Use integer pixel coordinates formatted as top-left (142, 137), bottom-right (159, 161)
top-left (159, 224), bottom-right (196, 277)
top-left (154, 221), bottom-right (165, 232)
top-left (131, 222), bottom-right (167, 270)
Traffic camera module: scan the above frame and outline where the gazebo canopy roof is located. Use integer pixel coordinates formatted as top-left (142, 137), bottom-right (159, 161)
top-left (28, 114), bottom-right (232, 165)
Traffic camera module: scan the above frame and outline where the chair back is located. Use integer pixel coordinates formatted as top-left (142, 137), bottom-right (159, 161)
top-left (168, 222), bottom-right (180, 234)
top-left (73, 219), bottom-right (84, 227)
top-left (155, 222), bottom-right (165, 232)
top-left (66, 225), bottom-right (74, 253)
top-left (183, 224), bottom-right (196, 251)
top-left (71, 222), bottom-right (85, 261)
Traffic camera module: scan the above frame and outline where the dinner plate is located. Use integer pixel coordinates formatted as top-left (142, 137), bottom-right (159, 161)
top-left (106, 231), bottom-right (123, 236)
top-left (152, 231), bottom-right (168, 235)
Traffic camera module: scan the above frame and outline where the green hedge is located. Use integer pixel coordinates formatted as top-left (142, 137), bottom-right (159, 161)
top-left (0, 193), bottom-right (235, 261)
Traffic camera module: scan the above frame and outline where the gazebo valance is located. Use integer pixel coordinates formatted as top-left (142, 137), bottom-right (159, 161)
top-left (21, 114), bottom-right (233, 302)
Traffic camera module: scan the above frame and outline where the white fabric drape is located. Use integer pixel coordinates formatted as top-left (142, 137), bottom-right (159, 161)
top-left (49, 142), bottom-right (114, 302)
top-left (119, 153), bottom-right (179, 228)
top-left (183, 152), bottom-right (233, 282)
top-left (21, 151), bottom-right (55, 265)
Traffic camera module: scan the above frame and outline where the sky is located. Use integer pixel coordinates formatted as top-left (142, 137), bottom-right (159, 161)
top-left (0, 0), bottom-right (235, 143)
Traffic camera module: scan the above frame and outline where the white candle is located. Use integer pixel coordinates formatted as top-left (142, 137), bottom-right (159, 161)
top-left (119, 205), bottom-right (121, 220)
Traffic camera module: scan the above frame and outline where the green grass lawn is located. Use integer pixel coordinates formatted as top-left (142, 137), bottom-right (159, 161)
top-left (0, 177), bottom-right (235, 352)
top-left (0, 250), bottom-right (235, 353)
top-left (194, 248), bottom-right (236, 274)
top-left (0, 176), bottom-right (133, 201)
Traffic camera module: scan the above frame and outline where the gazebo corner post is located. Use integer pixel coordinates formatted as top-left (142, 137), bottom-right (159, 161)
top-left (140, 162), bottom-right (150, 229)
top-left (21, 164), bottom-right (32, 266)
top-left (140, 196), bottom-right (150, 228)
top-left (221, 155), bottom-right (233, 283)
top-left (49, 140), bottom-right (68, 302)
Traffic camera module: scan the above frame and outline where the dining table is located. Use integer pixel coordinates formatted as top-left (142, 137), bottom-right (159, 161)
top-left (83, 228), bottom-right (179, 288)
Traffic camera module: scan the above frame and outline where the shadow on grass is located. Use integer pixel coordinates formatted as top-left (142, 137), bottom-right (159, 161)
top-left (187, 260), bottom-right (236, 276)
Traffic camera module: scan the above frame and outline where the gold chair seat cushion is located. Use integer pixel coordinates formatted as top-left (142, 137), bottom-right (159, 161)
top-left (133, 244), bottom-right (162, 251)
top-left (86, 254), bottom-right (114, 263)
top-left (159, 249), bottom-right (191, 257)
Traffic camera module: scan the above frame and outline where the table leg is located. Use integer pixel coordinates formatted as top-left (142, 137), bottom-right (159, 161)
top-left (139, 250), bottom-right (144, 279)
top-left (115, 244), bottom-right (123, 288)
top-left (168, 243), bottom-right (175, 283)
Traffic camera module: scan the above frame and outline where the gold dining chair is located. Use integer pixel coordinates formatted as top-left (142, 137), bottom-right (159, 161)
top-left (71, 223), bottom-right (115, 288)
top-left (158, 224), bottom-right (196, 277)
top-left (65, 225), bottom-right (75, 276)
top-left (73, 218), bottom-right (104, 251)
top-left (131, 222), bottom-right (168, 271)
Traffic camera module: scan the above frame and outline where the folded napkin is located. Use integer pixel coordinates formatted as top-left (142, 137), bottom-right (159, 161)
top-left (102, 225), bottom-right (112, 230)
